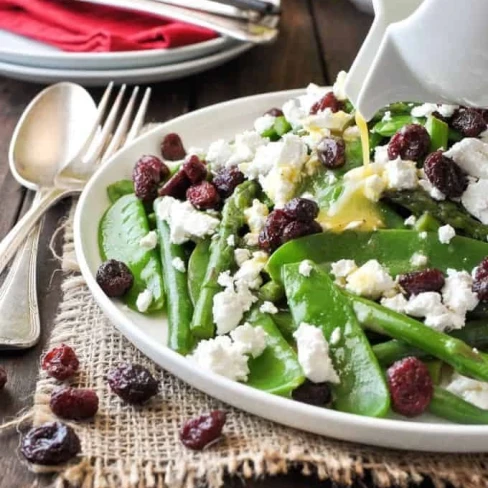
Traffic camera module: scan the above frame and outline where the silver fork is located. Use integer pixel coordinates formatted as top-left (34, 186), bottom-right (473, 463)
top-left (0, 85), bottom-right (152, 349)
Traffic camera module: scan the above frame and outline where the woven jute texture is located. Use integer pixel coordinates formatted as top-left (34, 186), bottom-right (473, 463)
top-left (30, 204), bottom-right (488, 488)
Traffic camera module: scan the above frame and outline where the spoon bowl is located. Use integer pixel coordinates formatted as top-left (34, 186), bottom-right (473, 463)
top-left (9, 82), bottom-right (98, 190)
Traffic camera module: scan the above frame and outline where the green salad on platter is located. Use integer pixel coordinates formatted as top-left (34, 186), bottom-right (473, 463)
top-left (96, 71), bottom-right (488, 424)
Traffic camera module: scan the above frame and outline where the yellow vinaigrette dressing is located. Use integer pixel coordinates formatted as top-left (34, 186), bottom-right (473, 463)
top-left (316, 110), bottom-right (383, 232)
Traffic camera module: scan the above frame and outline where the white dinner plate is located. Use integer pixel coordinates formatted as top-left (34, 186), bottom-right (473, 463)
top-left (0, 29), bottom-right (236, 70)
top-left (74, 88), bottom-right (488, 452)
top-left (0, 42), bottom-right (251, 86)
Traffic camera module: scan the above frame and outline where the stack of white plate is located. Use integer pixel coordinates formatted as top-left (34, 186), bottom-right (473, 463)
top-left (0, 29), bottom-right (252, 85)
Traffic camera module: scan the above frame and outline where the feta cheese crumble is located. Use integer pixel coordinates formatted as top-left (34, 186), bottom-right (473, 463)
top-left (233, 251), bottom-right (268, 290)
top-left (384, 158), bottom-right (418, 190)
top-left (438, 224), bottom-right (456, 244)
top-left (171, 257), bottom-right (186, 273)
top-left (444, 138), bottom-right (488, 179)
top-left (230, 323), bottom-right (267, 358)
top-left (139, 230), bottom-right (158, 250)
top-left (226, 234), bottom-right (236, 247)
top-left (461, 179), bottom-right (488, 224)
top-left (234, 248), bottom-right (252, 266)
top-left (298, 260), bottom-right (313, 277)
top-left (254, 114), bottom-right (276, 134)
top-left (260, 301), bottom-right (278, 315)
top-left (293, 322), bottom-right (340, 384)
top-left (411, 103), bottom-right (457, 119)
top-left (136, 289), bottom-right (153, 313)
top-left (445, 373), bottom-right (488, 410)
top-left (330, 259), bottom-right (357, 278)
top-left (404, 215), bottom-right (417, 227)
top-left (244, 199), bottom-right (269, 234)
top-left (332, 70), bottom-right (347, 101)
top-left (380, 294), bottom-right (408, 314)
top-left (329, 327), bottom-right (341, 346)
top-left (410, 252), bottom-right (428, 267)
top-left (441, 269), bottom-right (479, 317)
top-left (156, 197), bottom-right (220, 244)
top-left (345, 260), bottom-right (395, 299)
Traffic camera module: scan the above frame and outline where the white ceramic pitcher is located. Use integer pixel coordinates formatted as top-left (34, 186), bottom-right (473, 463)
top-left (345, 0), bottom-right (488, 120)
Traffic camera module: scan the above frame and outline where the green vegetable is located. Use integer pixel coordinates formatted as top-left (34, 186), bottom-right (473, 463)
top-left (99, 194), bottom-right (164, 312)
top-left (429, 387), bottom-right (488, 424)
top-left (386, 189), bottom-right (488, 241)
top-left (283, 262), bottom-right (390, 417)
top-left (373, 320), bottom-right (488, 365)
top-left (258, 280), bottom-right (285, 302)
top-left (267, 229), bottom-right (488, 284)
top-left (425, 115), bottom-right (449, 152)
top-left (155, 214), bottom-right (194, 355)
top-left (187, 239), bottom-right (211, 306)
top-left (426, 361), bottom-right (443, 385)
top-left (246, 306), bottom-right (304, 395)
top-left (261, 116), bottom-right (292, 141)
top-left (369, 132), bottom-right (384, 153)
top-left (448, 128), bottom-right (464, 143)
top-left (107, 179), bottom-right (134, 203)
top-left (352, 297), bottom-right (488, 381)
top-left (372, 115), bottom-right (425, 137)
top-left (272, 311), bottom-right (295, 341)
top-left (414, 212), bottom-right (441, 232)
top-left (191, 181), bottom-right (259, 338)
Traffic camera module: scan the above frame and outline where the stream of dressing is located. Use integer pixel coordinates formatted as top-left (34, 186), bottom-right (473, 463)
top-left (355, 111), bottom-right (370, 166)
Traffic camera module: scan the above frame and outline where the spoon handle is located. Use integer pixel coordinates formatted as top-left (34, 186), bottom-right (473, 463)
top-left (0, 192), bottom-right (43, 349)
top-left (0, 187), bottom-right (69, 277)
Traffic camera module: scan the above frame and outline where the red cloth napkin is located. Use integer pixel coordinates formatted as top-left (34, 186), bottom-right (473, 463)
top-left (0, 0), bottom-right (218, 52)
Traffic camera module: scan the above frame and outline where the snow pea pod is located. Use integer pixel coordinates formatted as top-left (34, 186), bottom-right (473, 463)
top-left (191, 181), bottom-right (259, 338)
top-left (283, 262), bottom-right (390, 417)
top-left (246, 306), bottom-right (305, 396)
top-left (425, 115), bottom-right (449, 152)
top-left (266, 230), bottom-right (488, 284)
top-left (106, 179), bottom-right (134, 203)
top-left (99, 194), bottom-right (164, 312)
top-left (352, 297), bottom-right (488, 382)
top-left (155, 215), bottom-right (194, 355)
top-left (187, 238), bottom-right (211, 306)
top-left (429, 386), bottom-right (488, 424)
top-left (372, 115), bottom-right (425, 137)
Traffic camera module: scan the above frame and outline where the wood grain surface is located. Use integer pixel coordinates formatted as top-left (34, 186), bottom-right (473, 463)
top-left (0, 1), bottom-right (400, 486)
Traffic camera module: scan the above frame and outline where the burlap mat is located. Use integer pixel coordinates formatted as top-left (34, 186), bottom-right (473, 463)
top-left (28, 203), bottom-right (488, 488)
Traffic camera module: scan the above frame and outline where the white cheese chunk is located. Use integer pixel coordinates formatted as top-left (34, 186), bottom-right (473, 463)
top-left (233, 252), bottom-right (267, 290)
top-left (331, 259), bottom-right (357, 278)
top-left (260, 301), bottom-right (278, 315)
top-left (156, 197), bottom-right (219, 244)
top-left (384, 158), bottom-right (418, 190)
top-left (445, 372), bottom-right (488, 410)
top-left (404, 215), bottom-right (417, 227)
top-left (461, 179), bottom-right (488, 224)
top-left (441, 269), bottom-right (479, 317)
top-left (244, 199), bottom-right (269, 234)
top-left (230, 323), bottom-right (267, 358)
top-left (293, 322), bottom-right (340, 384)
top-left (411, 103), bottom-right (457, 119)
top-left (380, 294), bottom-right (408, 314)
top-left (136, 289), bottom-right (153, 313)
top-left (444, 138), bottom-right (488, 179)
top-left (139, 230), bottom-right (158, 250)
top-left (171, 257), bottom-right (186, 273)
top-left (226, 235), bottom-right (236, 247)
top-left (234, 248), bottom-right (252, 267)
top-left (410, 252), bottom-right (428, 267)
top-left (254, 114), bottom-right (276, 134)
top-left (332, 70), bottom-right (348, 101)
top-left (438, 224), bottom-right (456, 244)
top-left (298, 260), bottom-right (313, 277)
top-left (374, 145), bottom-right (390, 164)
top-left (329, 327), bottom-right (342, 346)
top-left (206, 139), bottom-right (233, 172)
top-left (345, 260), bottom-right (395, 299)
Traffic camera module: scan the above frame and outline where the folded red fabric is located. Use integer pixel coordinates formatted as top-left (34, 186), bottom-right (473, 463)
top-left (0, 0), bottom-right (218, 52)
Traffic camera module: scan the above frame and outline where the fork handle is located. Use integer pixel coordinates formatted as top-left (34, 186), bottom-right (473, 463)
top-left (0, 187), bottom-right (70, 277)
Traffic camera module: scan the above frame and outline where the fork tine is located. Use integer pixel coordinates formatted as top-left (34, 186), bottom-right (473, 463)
top-left (125, 87), bottom-right (152, 145)
top-left (85, 84), bottom-right (127, 164)
top-left (101, 86), bottom-right (140, 163)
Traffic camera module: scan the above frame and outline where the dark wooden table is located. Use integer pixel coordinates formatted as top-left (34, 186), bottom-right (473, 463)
top-left (0, 1), bottom-right (380, 486)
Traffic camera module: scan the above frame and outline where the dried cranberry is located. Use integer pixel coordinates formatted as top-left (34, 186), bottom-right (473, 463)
top-left (212, 166), bottom-right (245, 198)
top-left (265, 107), bottom-right (284, 117)
top-left (398, 268), bottom-right (445, 297)
top-left (182, 155), bottom-right (207, 184)
top-left (283, 198), bottom-right (319, 222)
top-left (161, 133), bottom-right (186, 161)
top-left (451, 108), bottom-right (486, 137)
top-left (42, 344), bottom-right (79, 381)
top-left (50, 387), bottom-right (99, 420)
top-left (282, 220), bottom-right (322, 243)
top-left (133, 155), bottom-right (169, 183)
top-left (424, 151), bottom-right (467, 198)
top-left (21, 422), bottom-right (81, 465)
top-left (96, 259), bottom-right (133, 298)
top-left (292, 381), bottom-right (332, 406)
top-left (317, 136), bottom-right (346, 168)
top-left (0, 366), bottom-right (6, 389)
top-left (180, 410), bottom-right (226, 450)
top-left (387, 124), bottom-right (431, 162)
top-left (158, 169), bottom-right (191, 200)
top-left (387, 357), bottom-right (433, 417)
top-left (186, 181), bottom-right (221, 210)
top-left (310, 92), bottom-right (343, 115)
top-left (472, 257), bottom-right (488, 301)
top-left (107, 363), bottom-right (158, 405)
top-left (258, 209), bottom-right (293, 252)
top-left (133, 170), bottom-right (159, 203)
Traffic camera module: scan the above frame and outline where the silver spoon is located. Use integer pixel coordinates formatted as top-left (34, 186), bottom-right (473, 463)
top-left (0, 83), bottom-right (97, 348)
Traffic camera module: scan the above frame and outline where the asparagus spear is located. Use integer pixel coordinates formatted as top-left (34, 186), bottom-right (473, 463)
top-left (351, 296), bottom-right (488, 381)
top-left (191, 180), bottom-right (259, 338)
top-left (429, 387), bottom-right (488, 424)
top-left (385, 189), bottom-right (488, 241)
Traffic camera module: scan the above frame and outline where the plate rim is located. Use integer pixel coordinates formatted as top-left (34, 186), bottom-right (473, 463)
top-left (74, 88), bottom-right (488, 452)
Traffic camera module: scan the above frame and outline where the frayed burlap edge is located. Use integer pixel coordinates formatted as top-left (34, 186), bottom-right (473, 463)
top-left (27, 203), bottom-right (488, 488)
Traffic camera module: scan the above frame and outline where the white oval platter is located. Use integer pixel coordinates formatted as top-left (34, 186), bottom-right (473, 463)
top-left (74, 88), bottom-right (488, 452)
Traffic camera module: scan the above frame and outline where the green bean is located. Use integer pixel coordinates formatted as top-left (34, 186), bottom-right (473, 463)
top-left (429, 387), bottom-right (488, 424)
top-left (191, 181), bottom-right (259, 338)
